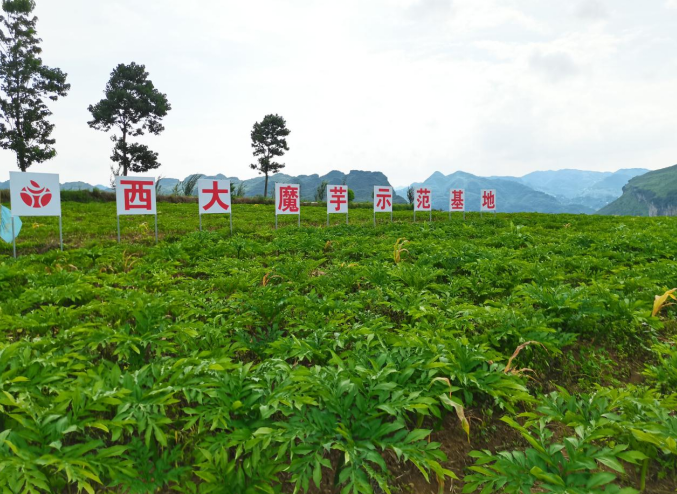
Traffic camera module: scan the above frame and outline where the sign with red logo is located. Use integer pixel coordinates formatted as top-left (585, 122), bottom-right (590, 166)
top-left (450, 189), bottom-right (465, 211)
top-left (481, 189), bottom-right (496, 212)
top-left (9, 171), bottom-right (61, 217)
top-left (414, 188), bottom-right (432, 212)
top-left (115, 176), bottom-right (157, 216)
top-left (275, 183), bottom-right (300, 215)
top-left (198, 179), bottom-right (231, 214)
top-left (327, 185), bottom-right (348, 214)
top-left (373, 186), bottom-right (393, 212)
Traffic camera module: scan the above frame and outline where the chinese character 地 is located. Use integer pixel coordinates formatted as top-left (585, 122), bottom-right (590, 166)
top-left (203, 181), bottom-right (230, 211)
top-left (451, 190), bottom-right (464, 210)
top-left (329, 186), bottom-right (347, 212)
top-left (482, 190), bottom-right (496, 210)
top-left (376, 188), bottom-right (392, 210)
top-left (120, 180), bottom-right (154, 211)
top-left (416, 188), bottom-right (431, 210)
top-left (278, 186), bottom-right (300, 213)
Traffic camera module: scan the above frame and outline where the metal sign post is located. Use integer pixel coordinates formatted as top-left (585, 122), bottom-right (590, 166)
top-left (199, 213), bottom-right (202, 231)
top-left (117, 216), bottom-right (121, 243)
top-left (229, 212), bottom-right (233, 235)
top-left (12, 219), bottom-right (16, 259)
top-left (59, 216), bottom-right (63, 251)
top-left (154, 213), bottom-right (158, 244)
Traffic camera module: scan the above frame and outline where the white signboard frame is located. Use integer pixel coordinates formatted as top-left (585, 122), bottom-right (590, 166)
top-left (326, 184), bottom-right (349, 226)
top-left (9, 171), bottom-right (63, 257)
top-left (481, 189), bottom-right (497, 214)
top-left (197, 179), bottom-right (233, 234)
top-left (115, 176), bottom-right (158, 243)
top-left (373, 186), bottom-right (393, 225)
top-left (414, 187), bottom-right (432, 222)
top-left (449, 188), bottom-right (466, 220)
top-left (275, 183), bottom-right (301, 229)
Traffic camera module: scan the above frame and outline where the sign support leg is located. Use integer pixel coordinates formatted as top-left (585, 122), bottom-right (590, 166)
top-left (199, 213), bottom-right (202, 231)
top-left (390, 211), bottom-right (393, 223)
top-left (429, 211), bottom-right (432, 222)
top-left (298, 214), bottom-right (300, 228)
top-left (154, 214), bottom-right (158, 244)
top-left (275, 215), bottom-right (278, 230)
top-left (464, 212), bottom-right (466, 221)
top-left (59, 216), bottom-right (63, 251)
top-left (12, 218), bottom-right (16, 259)
top-left (373, 212), bottom-right (375, 227)
top-left (414, 211), bottom-right (416, 222)
top-left (229, 213), bottom-right (233, 235)
top-left (346, 212), bottom-right (349, 225)
top-left (327, 214), bottom-right (329, 227)
top-left (117, 216), bottom-right (121, 243)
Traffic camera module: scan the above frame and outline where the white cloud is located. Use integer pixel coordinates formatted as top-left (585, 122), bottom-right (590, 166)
top-left (574, 0), bottom-right (609, 20)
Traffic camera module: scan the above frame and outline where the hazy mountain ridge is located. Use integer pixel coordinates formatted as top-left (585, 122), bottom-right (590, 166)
top-left (598, 165), bottom-right (677, 216)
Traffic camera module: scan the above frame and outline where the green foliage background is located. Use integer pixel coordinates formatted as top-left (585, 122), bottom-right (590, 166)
top-left (0, 203), bottom-right (676, 493)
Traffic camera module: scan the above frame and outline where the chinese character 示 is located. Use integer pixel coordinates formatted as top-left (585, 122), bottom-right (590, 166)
top-left (451, 190), bottom-right (464, 210)
top-left (203, 181), bottom-right (230, 211)
top-left (482, 190), bottom-right (496, 210)
top-left (376, 188), bottom-right (392, 210)
top-left (329, 186), bottom-right (347, 212)
top-left (278, 185), bottom-right (300, 213)
top-left (120, 179), bottom-right (154, 211)
top-left (416, 188), bottom-right (431, 210)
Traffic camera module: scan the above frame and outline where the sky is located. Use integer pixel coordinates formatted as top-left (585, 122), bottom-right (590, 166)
top-left (1, 0), bottom-right (676, 187)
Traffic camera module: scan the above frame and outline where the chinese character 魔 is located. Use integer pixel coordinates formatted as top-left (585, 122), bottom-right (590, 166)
top-left (451, 190), bottom-right (464, 210)
top-left (329, 186), bottom-right (347, 212)
top-left (203, 181), bottom-right (230, 211)
top-left (278, 186), bottom-right (299, 213)
top-left (482, 190), bottom-right (496, 210)
top-left (416, 188), bottom-right (431, 210)
top-left (120, 180), bottom-right (154, 211)
top-left (376, 188), bottom-right (392, 210)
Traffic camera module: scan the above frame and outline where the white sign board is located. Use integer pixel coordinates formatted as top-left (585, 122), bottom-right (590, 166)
top-left (373, 186), bottom-right (393, 213)
top-left (9, 171), bottom-right (61, 217)
top-left (450, 189), bottom-right (465, 212)
top-left (116, 176), bottom-right (157, 216)
top-left (481, 189), bottom-right (496, 212)
top-left (275, 183), bottom-right (300, 215)
top-left (414, 188), bottom-right (432, 212)
top-left (327, 185), bottom-right (349, 214)
top-left (198, 179), bottom-right (231, 214)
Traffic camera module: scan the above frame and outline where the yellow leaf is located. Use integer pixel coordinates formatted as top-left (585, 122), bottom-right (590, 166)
top-left (652, 288), bottom-right (677, 317)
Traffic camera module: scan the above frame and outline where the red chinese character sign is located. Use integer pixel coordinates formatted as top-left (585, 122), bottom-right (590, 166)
top-left (9, 171), bottom-right (63, 256)
top-left (415, 188), bottom-right (432, 212)
top-left (199, 180), bottom-right (231, 214)
top-left (327, 185), bottom-right (348, 214)
top-left (116, 176), bottom-right (157, 216)
top-left (115, 176), bottom-right (158, 243)
top-left (276, 183), bottom-right (300, 215)
top-left (373, 186), bottom-right (393, 212)
top-left (450, 189), bottom-right (465, 212)
top-left (9, 172), bottom-right (61, 217)
top-left (481, 189), bottom-right (497, 212)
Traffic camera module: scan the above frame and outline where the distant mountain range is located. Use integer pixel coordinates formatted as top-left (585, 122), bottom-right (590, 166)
top-left (0, 167), bottom-right (658, 214)
top-left (599, 165), bottom-right (677, 216)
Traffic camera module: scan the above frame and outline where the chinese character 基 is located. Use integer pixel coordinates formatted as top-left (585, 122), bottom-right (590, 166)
top-left (203, 181), bottom-right (230, 211)
top-left (451, 190), bottom-right (464, 210)
top-left (278, 186), bottom-right (299, 213)
top-left (329, 186), bottom-right (347, 212)
top-left (121, 180), bottom-right (154, 211)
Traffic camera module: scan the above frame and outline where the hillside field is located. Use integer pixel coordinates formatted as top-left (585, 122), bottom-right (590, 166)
top-left (1, 203), bottom-right (676, 494)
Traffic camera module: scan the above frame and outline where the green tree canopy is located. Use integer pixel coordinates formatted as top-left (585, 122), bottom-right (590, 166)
top-left (88, 62), bottom-right (171, 177)
top-left (0, 0), bottom-right (70, 171)
top-left (250, 114), bottom-right (290, 198)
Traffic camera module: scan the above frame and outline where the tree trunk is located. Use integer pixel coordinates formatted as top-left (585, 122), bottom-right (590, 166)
top-left (264, 173), bottom-right (269, 198)
top-left (122, 129), bottom-right (128, 176)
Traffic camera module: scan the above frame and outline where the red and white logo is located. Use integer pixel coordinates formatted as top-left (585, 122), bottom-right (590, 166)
top-left (198, 179), bottom-right (231, 214)
top-left (275, 183), bottom-right (300, 215)
top-left (20, 180), bottom-right (53, 208)
top-left (115, 176), bottom-right (157, 216)
top-left (327, 185), bottom-right (348, 214)
top-left (9, 172), bottom-right (62, 217)
top-left (450, 189), bottom-right (465, 211)
top-left (374, 186), bottom-right (393, 212)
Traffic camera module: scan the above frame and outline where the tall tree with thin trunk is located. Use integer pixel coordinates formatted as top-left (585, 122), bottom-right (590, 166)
top-left (0, 0), bottom-right (70, 171)
top-left (250, 114), bottom-right (290, 198)
top-left (88, 62), bottom-right (171, 177)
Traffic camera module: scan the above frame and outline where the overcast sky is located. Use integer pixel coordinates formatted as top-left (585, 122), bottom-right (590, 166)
top-left (1, 0), bottom-right (676, 187)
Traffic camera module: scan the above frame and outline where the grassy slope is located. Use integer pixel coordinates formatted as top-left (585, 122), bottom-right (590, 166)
top-left (599, 164), bottom-right (677, 215)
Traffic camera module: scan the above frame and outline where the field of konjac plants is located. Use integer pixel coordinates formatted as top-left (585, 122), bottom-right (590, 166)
top-left (1, 202), bottom-right (676, 494)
